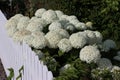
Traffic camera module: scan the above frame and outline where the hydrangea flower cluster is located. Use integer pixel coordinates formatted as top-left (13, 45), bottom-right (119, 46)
top-left (80, 45), bottom-right (101, 63)
top-left (102, 39), bottom-right (116, 52)
top-left (97, 58), bottom-right (112, 69)
top-left (5, 8), bottom-right (119, 80)
top-left (58, 39), bottom-right (72, 52)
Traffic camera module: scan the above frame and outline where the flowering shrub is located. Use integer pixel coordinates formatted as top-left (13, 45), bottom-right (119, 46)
top-left (5, 8), bottom-right (120, 80)
top-left (80, 45), bottom-right (101, 63)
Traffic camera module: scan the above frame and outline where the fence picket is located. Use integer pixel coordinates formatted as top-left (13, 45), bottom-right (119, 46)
top-left (43, 65), bottom-right (48, 80)
top-left (47, 71), bottom-right (53, 80)
top-left (0, 11), bottom-right (53, 80)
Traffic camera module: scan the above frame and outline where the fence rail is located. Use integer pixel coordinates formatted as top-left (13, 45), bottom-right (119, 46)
top-left (0, 10), bottom-right (53, 80)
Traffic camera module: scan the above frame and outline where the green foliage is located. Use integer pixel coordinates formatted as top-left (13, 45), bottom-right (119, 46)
top-left (40, 46), bottom-right (97, 79)
top-left (58, 50), bottom-right (64, 56)
top-left (55, 66), bottom-right (79, 80)
top-left (16, 66), bottom-right (24, 80)
top-left (73, 59), bottom-right (97, 79)
top-left (7, 68), bottom-right (14, 80)
top-left (91, 68), bottom-right (113, 80)
top-left (37, 45), bottom-right (119, 79)
top-left (7, 66), bottom-right (24, 80)
top-left (11, 0), bottom-right (26, 14)
top-left (41, 56), bottom-right (60, 77)
top-left (42, 24), bottom-right (50, 34)
top-left (112, 70), bottom-right (120, 80)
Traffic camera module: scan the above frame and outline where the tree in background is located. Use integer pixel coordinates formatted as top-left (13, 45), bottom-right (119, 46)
top-left (0, 0), bottom-right (10, 18)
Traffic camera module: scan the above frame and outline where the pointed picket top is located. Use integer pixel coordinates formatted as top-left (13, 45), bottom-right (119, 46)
top-left (34, 56), bottom-right (39, 80)
top-left (0, 10), bottom-right (7, 21)
top-left (0, 10), bottom-right (7, 37)
top-left (47, 71), bottom-right (53, 80)
top-left (43, 65), bottom-right (48, 80)
top-left (0, 10), bottom-right (7, 30)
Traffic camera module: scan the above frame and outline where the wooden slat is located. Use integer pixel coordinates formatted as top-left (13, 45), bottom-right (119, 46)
top-left (0, 10), bottom-right (53, 80)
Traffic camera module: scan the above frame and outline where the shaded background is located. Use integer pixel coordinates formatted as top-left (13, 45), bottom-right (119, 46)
top-left (0, 0), bottom-right (120, 49)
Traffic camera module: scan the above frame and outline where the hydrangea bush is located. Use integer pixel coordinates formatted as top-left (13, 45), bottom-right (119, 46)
top-left (5, 8), bottom-right (120, 80)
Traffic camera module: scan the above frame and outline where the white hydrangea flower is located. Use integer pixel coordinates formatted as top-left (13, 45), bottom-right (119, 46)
top-left (64, 23), bottom-right (75, 31)
top-left (102, 39), bottom-right (116, 52)
top-left (29, 17), bottom-right (48, 27)
top-left (49, 21), bottom-right (63, 31)
top-left (26, 22), bottom-right (43, 32)
top-left (77, 31), bottom-right (88, 39)
top-left (97, 58), bottom-right (112, 69)
top-left (113, 56), bottom-right (120, 61)
top-left (29, 16), bottom-right (38, 23)
top-left (60, 15), bottom-right (69, 20)
top-left (45, 31), bottom-right (63, 48)
top-left (69, 33), bottom-right (87, 48)
top-left (84, 30), bottom-right (96, 45)
top-left (55, 29), bottom-right (70, 38)
top-left (13, 29), bottom-right (31, 42)
top-left (94, 31), bottom-right (103, 44)
top-left (31, 31), bottom-right (45, 37)
top-left (5, 18), bottom-right (18, 30)
top-left (31, 35), bottom-right (47, 49)
top-left (83, 30), bottom-right (103, 44)
top-left (55, 10), bottom-right (64, 19)
top-left (58, 39), bottom-right (72, 52)
top-left (111, 66), bottom-right (120, 72)
top-left (67, 15), bottom-right (77, 21)
top-left (11, 14), bottom-right (23, 22)
top-left (60, 64), bottom-right (71, 72)
top-left (17, 16), bottom-right (30, 30)
top-left (69, 19), bottom-right (79, 26)
top-left (85, 22), bottom-right (93, 29)
top-left (36, 18), bottom-right (49, 27)
top-left (79, 45), bottom-right (101, 63)
top-left (30, 17), bottom-right (48, 27)
top-left (23, 35), bottom-right (34, 46)
top-left (75, 22), bottom-right (87, 30)
top-left (42, 9), bottom-right (58, 23)
top-left (35, 8), bottom-right (46, 18)
top-left (6, 14), bottom-right (23, 29)
top-left (59, 19), bottom-right (69, 26)
top-left (7, 27), bottom-right (18, 37)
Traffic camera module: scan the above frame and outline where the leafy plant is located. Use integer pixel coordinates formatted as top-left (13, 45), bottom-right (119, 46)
top-left (7, 66), bottom-right (24, 80)
top-left (16, 66), bottom-right (24, 80)
top-left (7, 68), bottom-right (14, 80)
top-left (91, 68), bottom-right (113, 80)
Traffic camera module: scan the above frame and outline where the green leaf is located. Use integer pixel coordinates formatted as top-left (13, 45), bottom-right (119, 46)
top-left (58, 50), bottom-right (64, 56)
top-left (16, 65), bottom-right (24, 80)
top-left (16, 73), bottom-right (22, 80)
top-left (19, 65), bottom-right (24, 73)
top-left (7, 68), bottom-right (14, 80)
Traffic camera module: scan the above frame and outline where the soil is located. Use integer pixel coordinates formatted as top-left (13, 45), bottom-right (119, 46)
top-left (0, 59), bottom-right (7, 80)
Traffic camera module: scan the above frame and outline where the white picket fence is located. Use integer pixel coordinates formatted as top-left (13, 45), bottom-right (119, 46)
top-left (0, 10), bottom-right (53, 80)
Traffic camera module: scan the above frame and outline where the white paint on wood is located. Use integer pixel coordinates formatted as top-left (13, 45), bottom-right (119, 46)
top-left (0, 10), bottom-right (53, 80)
